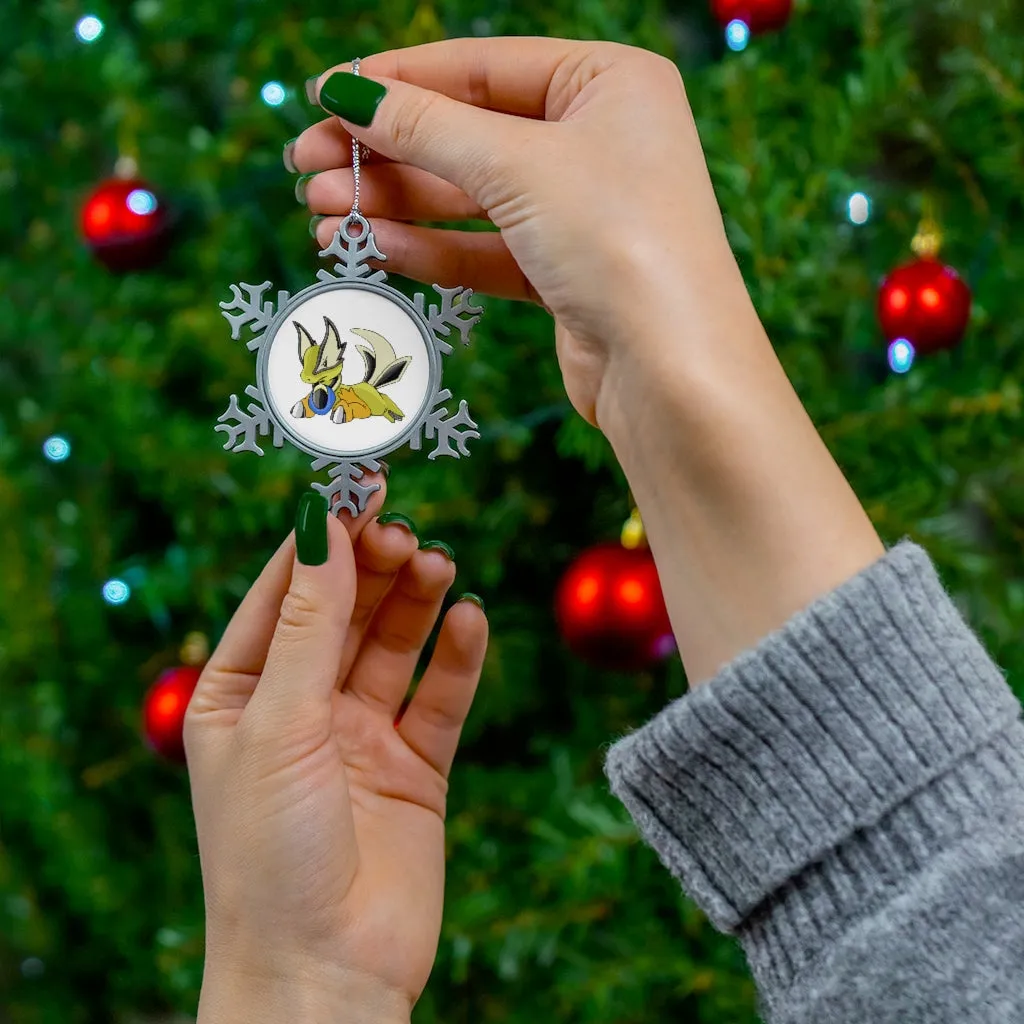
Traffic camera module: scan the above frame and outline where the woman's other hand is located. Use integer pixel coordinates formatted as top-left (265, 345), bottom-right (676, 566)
top-left (185, 482), bottom-right (488, 1024)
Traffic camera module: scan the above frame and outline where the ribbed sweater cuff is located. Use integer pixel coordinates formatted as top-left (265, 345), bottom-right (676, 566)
top-left (603, 540), bottom-right (1023, 942)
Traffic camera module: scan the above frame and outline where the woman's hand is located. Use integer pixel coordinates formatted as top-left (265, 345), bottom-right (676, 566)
top-left (185, 482), bottom-right (488, 1024)
top-left (291, 38), bottom-right (883, 688)
top-left (291, 37), bottom-right (753, 427)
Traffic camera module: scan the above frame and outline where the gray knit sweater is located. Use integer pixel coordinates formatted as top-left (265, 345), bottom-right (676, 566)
top-left (604, 540), bottom-right (1024, 1022)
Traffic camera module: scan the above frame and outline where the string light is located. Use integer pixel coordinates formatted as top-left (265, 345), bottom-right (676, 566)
top-left (75, 15), bottom-right (104, 43)
top-left (847, 192), bottom-right (871, 225)
top-left (43, 436), bottom-right (71, 462)
top-left (102, 579), bottom-right (131, 605)
top-left (260, 81), bottom-right (287, 107)
top-left (888, 338), bottom-right (916, 374)
top-left (126, 189), bottom-right (158, 216)
top-left (726, 20), bottom-right (751, 51)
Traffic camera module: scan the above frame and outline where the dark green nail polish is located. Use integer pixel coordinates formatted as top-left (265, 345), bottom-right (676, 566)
top-left (283, 138), bottom-right (299, 174)
top-left (420, 539), bottom-right (455, 561)
top-left (457, 593), bottom-right (485, 613)
top-left (377, 512), bottom-right (417, 535)
top-left (304, 75), bottom-right (320, 105)
top-left (295, 492), bottom-right (329, 565)
top-left (318, 71), bottom-right (388, 127)
top-left (295, 172), bottom-right (318, 205)
top-left (308, 215), bottom-right (326, 240)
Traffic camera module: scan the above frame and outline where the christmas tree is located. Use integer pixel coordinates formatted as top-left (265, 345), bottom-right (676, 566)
top-left (2, 1), bottom-right (1022, 1021)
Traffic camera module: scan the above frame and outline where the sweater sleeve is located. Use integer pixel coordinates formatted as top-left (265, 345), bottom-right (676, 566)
top-left (603, 540), bottom-right (1024, 1023)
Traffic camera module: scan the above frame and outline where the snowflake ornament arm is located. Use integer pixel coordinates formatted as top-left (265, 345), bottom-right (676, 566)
top-left (414, 285), bottom-right (484, 355)
top-left (411, 390), bottom-right (481, 460)
top-left (215, 386), bottom-right (284, 456)
top-left (310, 458), bottom-right (385, 517)
top-left (219, 282), bottom-right (291, 349)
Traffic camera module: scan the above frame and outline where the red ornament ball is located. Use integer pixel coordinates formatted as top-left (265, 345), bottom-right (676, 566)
top-left (711, 0), bottom-right (793, 33)
top-left (555, 543), bottom-right (676, 672)
top-left (877, 257), bottom-right (972, 355)
top-left (143, 666), bottom-right (201, 762)
top-left (80, 177), bottom-right (169, 271)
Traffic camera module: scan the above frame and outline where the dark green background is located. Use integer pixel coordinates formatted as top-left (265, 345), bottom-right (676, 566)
top-left (2, 0), bottom-right (1022, 1021)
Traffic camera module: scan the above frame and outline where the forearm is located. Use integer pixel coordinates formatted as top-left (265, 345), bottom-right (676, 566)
top-left (596, 262), bottom-right (884, 685)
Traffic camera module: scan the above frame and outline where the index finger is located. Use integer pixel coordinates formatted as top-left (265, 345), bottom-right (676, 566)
top-left (322, 37), bottom-right (610, 120)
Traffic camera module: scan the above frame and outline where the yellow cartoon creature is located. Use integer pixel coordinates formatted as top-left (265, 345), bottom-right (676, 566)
top-left (290, 317), bottom-right (410, 425)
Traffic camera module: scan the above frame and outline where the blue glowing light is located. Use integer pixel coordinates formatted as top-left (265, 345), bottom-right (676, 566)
top-left (261, 81), bottom-right (287, 107)
top-left (848, 192), bottom-right (871, 225)
top-left (726, 19), bottom-right (751, 52)
top-left (102, 579), bottom-right (131, 605)
top-left (888, 338), bottom-right (916, 374)
top-left (75, 15), bottom-right (104, 43)
top-left (43, 435), bottom-right (71, 462)
top-left (126, 189), bottom-right (158, 215)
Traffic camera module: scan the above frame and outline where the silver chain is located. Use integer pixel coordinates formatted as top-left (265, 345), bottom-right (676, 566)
top-left (350, 57), bottom-right (363, 218)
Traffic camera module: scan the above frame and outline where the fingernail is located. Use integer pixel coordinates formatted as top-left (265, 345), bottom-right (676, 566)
top-left (283, 137), bottom-right (299, 174)
top-left (295, 492), bottom-right (329, 565)
top-left (304, 75), bottom-right (321, 105)
top-left (318, 71), bottom-right (388, 127)
top-left (457, 593), bottom-right (485, 613)
top-left (377, 512), bottom-right (417, 536)
top-left (308, 214), bottom-right (326, 240)
top-left (295, 172), bottom-right (318, 205)
top-left (377, 459), bottom-right (391, 479)
top-left (420, 539), bottom-right (455, 561)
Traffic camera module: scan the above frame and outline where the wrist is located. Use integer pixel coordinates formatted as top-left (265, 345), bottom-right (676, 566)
top-left (198, 959), bottom-right (412, 1024)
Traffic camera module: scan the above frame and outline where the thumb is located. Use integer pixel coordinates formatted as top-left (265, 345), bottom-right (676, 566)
top-left (249, 493), bottom-right (356, 718)
top-left (315, 69), bottom-right (534, 204)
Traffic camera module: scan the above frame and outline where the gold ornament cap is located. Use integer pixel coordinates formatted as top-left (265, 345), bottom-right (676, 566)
top-left (180, 631), bottom-right (210, 667)
top-left (621, 507), bottom-right (647, 550)
top-left (911, 199), bottom-right (943, 259)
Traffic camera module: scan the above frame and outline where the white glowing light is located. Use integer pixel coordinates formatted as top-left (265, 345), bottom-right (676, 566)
top-left (126, 189), bottom-right (158, 215)
top-left (261, 81), bottom-right (287, 107)
top-left (75, 15), bottom-right (104, 43)
top-left (848, 192), bottom-right (871, 225)
top-left (726, 19), bottom-right (751, 52)
top-left (102, 579), bottom-right (131, 605)
top-left (888, 338), bottom-right (915, 374)
top-left (43, 436), bottom-right (71, 462)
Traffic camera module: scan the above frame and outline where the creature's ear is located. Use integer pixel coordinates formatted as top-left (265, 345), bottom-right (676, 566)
top-left (315, 317), bottom-right (345, 373)
top-left (374, 355), bottom-right (412, 389)
top-left (295, 321), bottom-right (316, 361)
top-left (356, 345), bottom-right (377, 384)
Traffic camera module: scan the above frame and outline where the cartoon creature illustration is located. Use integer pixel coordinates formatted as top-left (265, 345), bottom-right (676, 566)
top-left (289, 317), bottom-right (411, 425)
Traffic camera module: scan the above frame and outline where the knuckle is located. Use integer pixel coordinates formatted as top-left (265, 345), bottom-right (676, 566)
top-left (277, 584), bottom-right (328, 635)
top-left (389, 90), bottom-right (442, 155)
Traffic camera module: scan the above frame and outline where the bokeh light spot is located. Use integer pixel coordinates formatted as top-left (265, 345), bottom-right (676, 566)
top-left (847, 192), bottom-right (871, 225)
top-left (726, 20), bottom-right (751, 51)
top-left (43, 435), bottom-right (71, 462)
top-left (888, 338), bottom-right (915, 374)
top-left (75, 15), bottom-right (104, 42)
top-left (126, 189), bottom-right (158, 215)
top-left (261, 81), bottom-right (287, 107)
top-left (102, 579), bottom-right (131, 605)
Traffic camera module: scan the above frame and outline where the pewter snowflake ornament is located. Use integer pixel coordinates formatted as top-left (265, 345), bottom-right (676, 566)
top-left (216, 213), bottom-right (483, 516)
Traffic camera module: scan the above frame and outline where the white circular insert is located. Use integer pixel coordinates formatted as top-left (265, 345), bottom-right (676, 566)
top-left (263, 285), bottom-right (432, 460)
